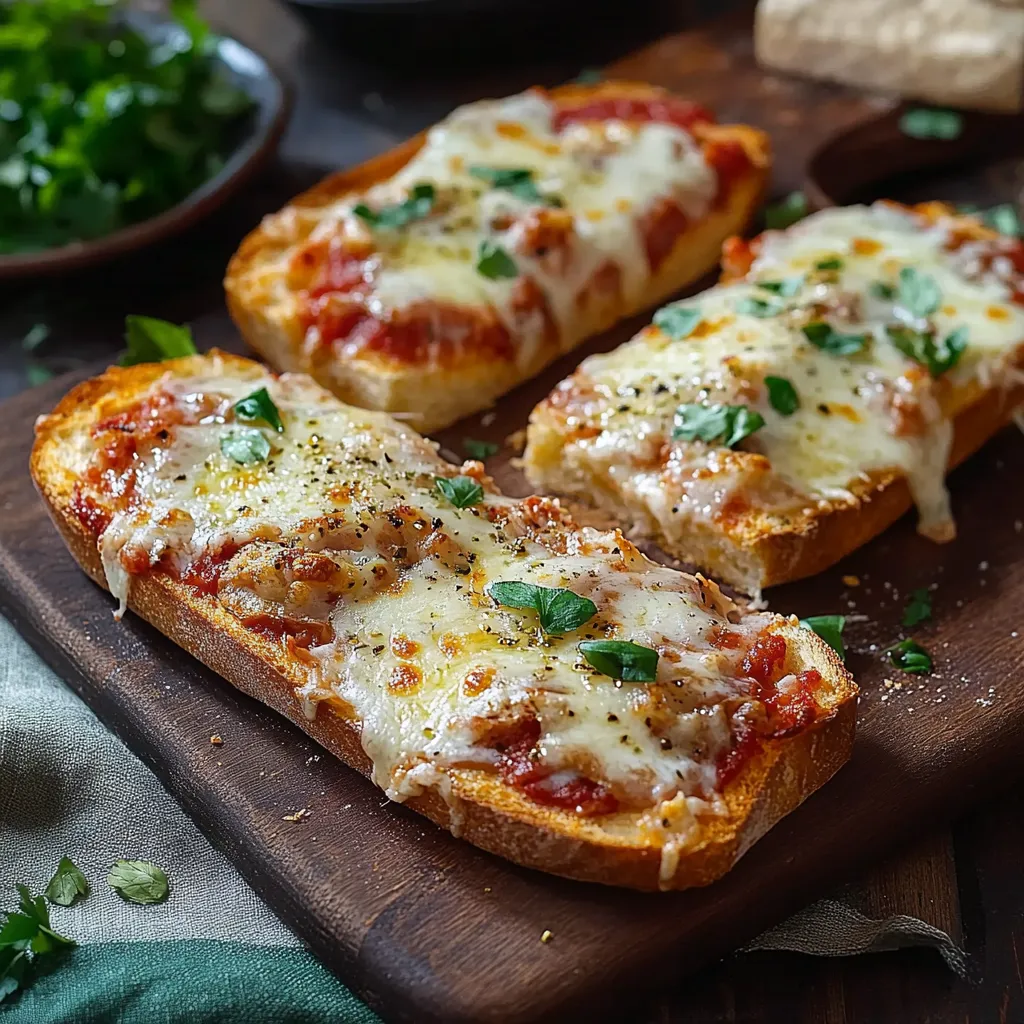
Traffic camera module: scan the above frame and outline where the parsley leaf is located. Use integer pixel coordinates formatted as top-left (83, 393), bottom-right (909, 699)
top-left (463, 437), bottom-right (498, 460)
top-left (886, 325), bottom-right (967, 377)
top-left (899, 108), bottom-right (963, 141)
top-left (802, 322), bottom-right (867, 356)
top-left (801, 615), bottom-right (846, 661)
top-left (815, 257), bottom-right (843, 271)
top-left (468, 166), bottom-right (556, 205)
top-left (488, 581), bottom-right (597, 635)
top-left (896, 266), bottom-right (942, 318)
top-left (981, 203), bottom-right (1022, 238)
top-left (903, 588), bottom-right (933, 627)
top-left (220, 427), bottom-right (270, 465)
top-left (756, 276), bottom-right (803, 297)
top-left (653, 305), bottom-right (702, 340)
top-left (735, 296), bottom-right (785, 318)
top-left (476, 240), bottom-right (518, 280)
top-left (579, 640), bottom-right (658, 682)
top-left (233, 387), bottom-right (284, 433)
top-left (886, 638), bottom-right (932, 674)
top-left (673, 403), bottom-right (764, 448)
top-left (870, 281), bottom-right (896, 300)
top-left (120, 316), bottom-right (197, 367)
top-left (107, 860), bottom-right (169, 905)
top-left (354, 183), bottom-right (435, 230)
top-left (764, 191), bottom-right (809, 230)
top-left (44, 857), bottom-right (88, 908)
top-left (435, 475), bottom-right (483, 508)
top-left (764, 376), bottom-right (799, 416)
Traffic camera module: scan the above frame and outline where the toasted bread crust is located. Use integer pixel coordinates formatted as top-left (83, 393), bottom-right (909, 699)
top-left (224, 82), bottom-right (771, 432)
top-left (31, 354), bottom-right (856, 891)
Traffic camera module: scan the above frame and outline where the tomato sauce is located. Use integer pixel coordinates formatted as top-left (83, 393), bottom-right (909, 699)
top-left (242, 612), bottom-right (335, 649)
top-left (180, 542), bottom-right (241, 597)
top-left (552, 96), bottom-right (714, 133)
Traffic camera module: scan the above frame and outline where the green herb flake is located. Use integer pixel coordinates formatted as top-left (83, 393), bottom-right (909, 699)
top-left (463, 437), bottom-right (499, 460)
top-left (735, 296), bottom-right (785, 318)
top-left (982, 203), bottom-right (1022, 238)
top-left (870, 281), bottom-right (896, 300)
top-left (468, 166), bottom-right (556, 205)
top-left (896, 266), bottom-right (942, 318)
top-left (573, 68), bottom-right (603, 85)
top-left (673, 403), bottom-right (765, 448)
top-left (902, 588), bottom-right (933, 628)
top-left (653, 305), bottom-right (702, 340)
top-left (886, 324), bottom-right (967, 378)
top-left (435, 475), bottom-right (484, 509)
top-left (107, 860), bottom-right (169, 905)
top-left (476, 240), bottom-right (518, 280)
top-left (44, 857), bottom-right (89, 908)
top-left (354, 183), bottom-right (435, 230)
top-left (764, 191), bottom-right (809, 230)
top-left (233, 387), bottom-right (284, 432)
top-left (579, 640), bottom-right (659, 682)
top-left (21, 323), bottom-right (49, 352)
top-left (756, 276), bottom-right (803, 298)
top-left (764, 376), bottom-right (799, 416)
top-left (220, 427), bottom-right (270, 465)
top-left (800, 615), bottom-right (846, 661)
top-left (815, 257), bottom-right (843, 271)
top-left (488, 581), bottom-right (597, 635)
top-left (899, 108), bottom-right (963, 141)
top-left (886, 637), bottom-right (932, 674)
top-left (802, 321), bottom-right (867, 356)
top-left (120, 316), bottom-right (197, 367)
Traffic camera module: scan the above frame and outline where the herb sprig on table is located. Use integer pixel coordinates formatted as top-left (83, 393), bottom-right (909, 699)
top-left (0, 0), bottom-right (253, 255)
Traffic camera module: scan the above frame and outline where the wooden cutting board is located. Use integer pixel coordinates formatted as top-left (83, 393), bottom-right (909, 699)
top-left (3, 12), bottom-right (1024, 1024)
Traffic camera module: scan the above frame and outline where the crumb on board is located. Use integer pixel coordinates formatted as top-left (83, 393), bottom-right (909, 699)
top-left (210, 734), bottom-right (223, 746)
top-left (480, 411), bottom-right (496, 427)
top-left (483, 886), bottom-right (491, 893)
top-left (282, 808), bottom-right (311, 823)
top-left (842, 574), bottom-right (860, 587)
top-left (540, 929), bottom-right (553, 944)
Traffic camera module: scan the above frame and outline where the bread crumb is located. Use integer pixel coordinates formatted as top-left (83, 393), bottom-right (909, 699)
top-left (540, 929), bottom-right (553, 944)
top-left (210, 734), bottom-right (223, 746)
top-left (842, 575), bottom-right (860, 587)
top-left (282, 808), bottom-right (311, 823)
top-left (483, 886), bottom-right (491, 893)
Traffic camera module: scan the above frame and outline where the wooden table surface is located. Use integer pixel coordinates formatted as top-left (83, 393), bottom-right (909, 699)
top-left (2, 1), bottom-right (1022, 1021)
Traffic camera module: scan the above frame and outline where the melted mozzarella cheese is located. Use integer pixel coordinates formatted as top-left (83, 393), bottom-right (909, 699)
top-left (88, 362), bottom-right (774, 825)
top-left (537, 203), bottom-right (1024, 546)
top-left (308, 90), bottom-right (716, 362)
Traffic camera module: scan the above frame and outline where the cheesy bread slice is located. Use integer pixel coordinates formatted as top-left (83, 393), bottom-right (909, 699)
top-left (32, 352), bottom-right (854, 891)
top-left (524, 202), bottom-right (1024, 595)
top-left (226, 82), bottom-right (769, 431)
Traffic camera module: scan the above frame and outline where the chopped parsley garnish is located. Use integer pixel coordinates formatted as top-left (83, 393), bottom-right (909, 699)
top-left (764, 376), bottom-right (799, 416)
top-left (886, 325), bottom-right (967, 378)
top-left (579, 640), bottom-right (658, 682)
top-left (802, 322), bottom-right (867, 356)
top-left (0, 880), bottom-right (76, 1003)
top-left (886, 637), bottom-right (932, 674)
top-left (902, 588), bottom-right (933, 628)
top-left (435, 475), bottom-right (483, 508)
top-left (982, 203), bottom-right (1022, 238)
top-left (119, 316), bottom-right (197, 367)
top-left (353, 183), bottom-right (435, 230)
top-left (899, 108), bottom-right (963, 141)
top-left (468, 166), bottom-right (556, 205)
top-left (488, 581), bottom-right (596, 636)
top-left (764, 191), bottom-right (809, 230)
top-left (0, 0), bottom-right (253, 254)
top-left (673, 403), bottom-right (764, 448)
top-left (756, 276), bottom-right (803, 298)
top-left (476, 240), bottom-right (518, 280)
top-left (653, 304), bottom-right (702, 340)
top-left (463, 437), bottom-right (499, 460)
top-left (573, 68), bottom-right (603, 85)
top-left (870, 281), bottom-right (896, 300)
top-left (44, 858), bottom-right (88, 908)
top-left (735, 296), bottom-right (785, 318)
top-left (800, 615), bottom-right (846, 661)
top-left (233, 387), bottom-right (284, 432)
top-left (815, 257), bottom-right (843, 271)
top-left (896, 266), bottom-right (941, 318)
top-left (220, 427), bottom-right (270, 465)
top-left (107, 860), bottom-right (169, 905)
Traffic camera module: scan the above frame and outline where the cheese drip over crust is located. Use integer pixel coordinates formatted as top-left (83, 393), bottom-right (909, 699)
top-left (68, 360), bottom-right (818, 831)
top-left (530, 202), bottom-right (1024, 547)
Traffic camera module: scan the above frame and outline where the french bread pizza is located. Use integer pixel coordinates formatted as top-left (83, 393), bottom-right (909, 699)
top-left (31, 352), bottom-right (855, 891)
top-left (225, 82), bottom-right (770, 431)
top-left (524, 201), bottom-right (1024, 596)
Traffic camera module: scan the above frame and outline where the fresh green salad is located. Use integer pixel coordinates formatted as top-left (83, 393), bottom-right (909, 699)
top-left (0, 0), bottom-right (253, 254)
